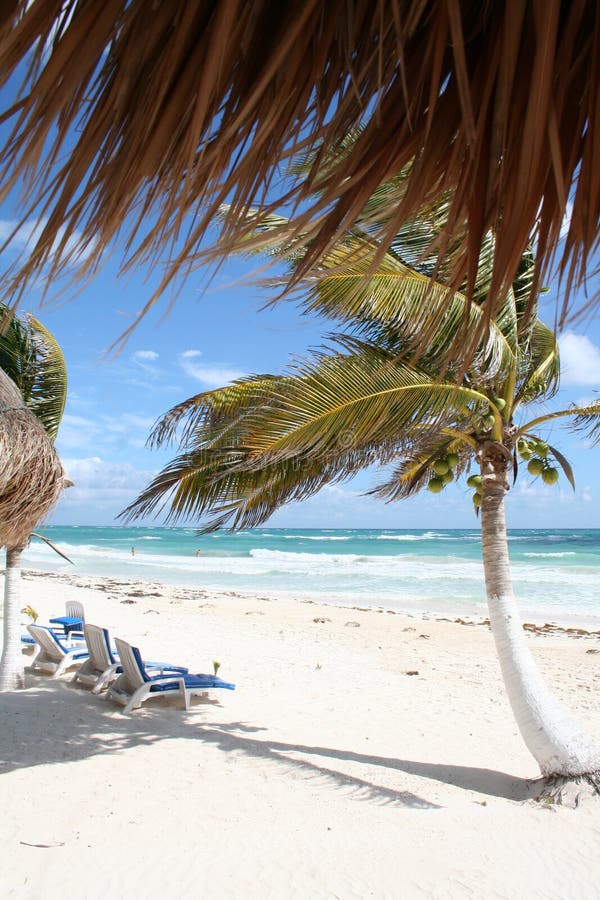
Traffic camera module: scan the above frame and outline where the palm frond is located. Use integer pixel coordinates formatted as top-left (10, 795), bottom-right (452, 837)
top-left (232, 348), bottom-right (487, 465)
top-left (569, 398), bottom-right (600, 444)
top-left (149, 375), bottom-right (281, 448)
top-left (295, 235), bottom-right (516, 379)
top-left (120, 440), bottom-right (399, 531)
top-left (0, 308), bottom-right (67, 441)
top-left (22, 316), bottom-right (68, 441)
top-left (123, 340), bottom-right (490, 528)
top-left (517, 400), bottom-right (600, 440)
top-left (515, 320), bottom-right (560, 405)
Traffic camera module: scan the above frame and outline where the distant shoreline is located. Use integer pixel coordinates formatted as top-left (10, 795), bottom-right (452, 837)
top-left (19, 567), bottom-right (600, 635)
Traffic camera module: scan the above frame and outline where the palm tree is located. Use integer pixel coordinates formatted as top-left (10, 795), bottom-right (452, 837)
top-left (0, 309), bottom-right (68, 691)
top-left (122, 224), bottom-right (600, 792)
top-left (0, 1), bottom-right (597, 339)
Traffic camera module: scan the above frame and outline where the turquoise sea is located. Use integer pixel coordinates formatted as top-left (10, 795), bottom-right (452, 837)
top-left (24, 526), bottom-right (600, 626)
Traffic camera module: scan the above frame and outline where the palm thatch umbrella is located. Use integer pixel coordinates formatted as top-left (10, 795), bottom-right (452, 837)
top-left (0, 368), bottom-right (66, 690)
top-left (0, 1), bottom-right (597, 345)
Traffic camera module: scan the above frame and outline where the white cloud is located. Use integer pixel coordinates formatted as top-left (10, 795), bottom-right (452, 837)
top-left (56, 411), bottom-right (155, 454)
top-left (130, 349), bottom-right (161, 376)
top-left (52, 457), bottom-right (158, 524)
top-left (558, 332), bottom-right (600, 387)
top-left (178, 350), bottom-right (245, 387)
top-left (56, 413), bottom-right (100, 451)
top-left (102, 413), bottom-right (155, 434)
top-left (0, 217), bottom-right (95, 265)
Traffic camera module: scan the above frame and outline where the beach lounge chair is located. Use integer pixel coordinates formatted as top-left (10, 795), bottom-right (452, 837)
top-left (107, 638), bottom-right (235, 714)
top-left (26, 624), bottom-right (90, 678)
top-left (21, 625), bottom-right (84, 651)
top-left (72, 625), bottom-right (191, 694)
top-left (72, 624), bottom-right (122, 694)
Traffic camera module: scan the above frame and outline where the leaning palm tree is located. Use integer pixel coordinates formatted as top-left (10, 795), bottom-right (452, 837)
top-left (122, 225), bottom-right (600, 793)
top-left (0, 310), bottom-right (68, 691)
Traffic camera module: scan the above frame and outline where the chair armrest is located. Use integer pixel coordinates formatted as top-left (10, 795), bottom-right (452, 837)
top-left (65, 631), bottom-right (86, 644)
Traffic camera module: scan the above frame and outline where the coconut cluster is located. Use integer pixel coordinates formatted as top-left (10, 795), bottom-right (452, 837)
top-left (517, 438), bottom-right (559, 485)
top-left (427, 452), bottom-right (460, 494)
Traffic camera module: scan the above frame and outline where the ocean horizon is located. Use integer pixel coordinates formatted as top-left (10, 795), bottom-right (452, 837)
top-left (23, 525), bottom-right (600, 627)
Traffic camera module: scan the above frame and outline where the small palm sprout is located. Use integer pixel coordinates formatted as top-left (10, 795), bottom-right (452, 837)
top-left (20, 605), bottom-right (38, 624)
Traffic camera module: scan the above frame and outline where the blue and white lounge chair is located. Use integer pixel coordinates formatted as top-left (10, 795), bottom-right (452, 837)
top-left (73, 624), bottom-right (190, 695)
top-left (26, 624), bottom-right (90, 678)
top-left (72, 624), bottom-right (122, 694)
top-left (107, 638), bottom-right (235, 714)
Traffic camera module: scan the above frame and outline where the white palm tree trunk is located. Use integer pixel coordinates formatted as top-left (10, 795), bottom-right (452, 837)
top-left (480, 448), bottom-right (600, 778)
top-left (0, 546), bottom-right (26, 691)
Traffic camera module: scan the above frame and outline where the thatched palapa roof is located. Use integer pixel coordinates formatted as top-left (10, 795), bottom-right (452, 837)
top-left (0, 368), bottom-right (65, 547)
top-left (0, 1), bottom-right (597, 333)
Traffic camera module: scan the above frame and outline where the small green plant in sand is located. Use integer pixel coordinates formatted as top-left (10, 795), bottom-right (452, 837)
top-left (21, 605), bottom-right (38, 623)
top-left (213, 660), bottom-right (221, 676)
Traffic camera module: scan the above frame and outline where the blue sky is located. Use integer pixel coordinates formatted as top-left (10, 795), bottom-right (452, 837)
top-left (2, 233), bottom-right (595, 531)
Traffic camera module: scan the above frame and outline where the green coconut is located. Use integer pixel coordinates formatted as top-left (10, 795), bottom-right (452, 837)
top-left (527, 458), bottom-right (544, 476)
top-left (541, 467), bottom-right (559, 485)
top-left (466, 474), bottom-right (482, 489)
top-left (442, 470), bottom-right (454, 484)
top-left (428, 478), bottom-right (444, 494)
top-left (472, 492), bottom-right (482, 507)
top-left (446, 452), bottom-right (459, 468)
top-left (493, 397), bottom-right (506, 411)
top-left (482, 414), bottom-right (496, 429)
top-left (433, 459), bottom-right (449, 475)
top-left (535, 441), bottom-right (549, 458)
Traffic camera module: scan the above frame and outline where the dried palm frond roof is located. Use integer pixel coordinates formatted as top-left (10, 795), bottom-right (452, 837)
top-left (0, 0), bottom-right (598, 335)
top-left (0, 369), bottom-right (65, 547)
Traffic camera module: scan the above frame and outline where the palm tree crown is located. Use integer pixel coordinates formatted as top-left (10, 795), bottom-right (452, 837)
top-left (122, 227), bottom-right (599, 531)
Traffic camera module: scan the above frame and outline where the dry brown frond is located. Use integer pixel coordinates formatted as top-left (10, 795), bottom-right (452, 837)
top-left (0, 369), bottom-right (65, 547)
top-left (0, 1), bottom-right (597, 334)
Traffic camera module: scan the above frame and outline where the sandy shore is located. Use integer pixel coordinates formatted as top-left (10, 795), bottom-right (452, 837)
top-left (2, 569), bottom-right (600, 899)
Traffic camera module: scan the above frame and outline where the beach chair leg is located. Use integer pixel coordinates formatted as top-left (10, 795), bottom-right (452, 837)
top-left (93, 664), bottom-right (120, 694)
top-left (122, 684), bottom-right (152, 715)
top-left (53, 658), bottom-right (69, 679)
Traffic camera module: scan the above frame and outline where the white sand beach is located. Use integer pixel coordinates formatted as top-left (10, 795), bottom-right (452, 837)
top-left (2, 569), bottom-right (600, 899)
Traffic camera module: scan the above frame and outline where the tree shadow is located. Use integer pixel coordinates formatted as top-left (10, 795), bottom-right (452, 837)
top-left (0, 680), bottom-right (533, 807)
top-left (191, 724), bottom-right (534, 802)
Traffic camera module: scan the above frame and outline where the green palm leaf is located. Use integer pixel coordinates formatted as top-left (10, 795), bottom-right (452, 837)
top-left (231, 347), bottom-right (487, 464)
top-left (0, 310), bottom-right (67, 441)
top-left (22, 317), bottom-right (68, 441)
top-left (569, 398), bottom-right (600, 444)
top-left (515, 320), bottom-right (560, 405)
top-left (122, 436), bottom-right (398, 531)
top-left (298, 236), bottom-right (515, 378)
top-left (149, 375), bottom-right (282, 448)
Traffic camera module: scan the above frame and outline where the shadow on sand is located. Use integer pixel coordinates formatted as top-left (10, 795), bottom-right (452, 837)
top-left (0, 679), bottom-right (535, 808)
